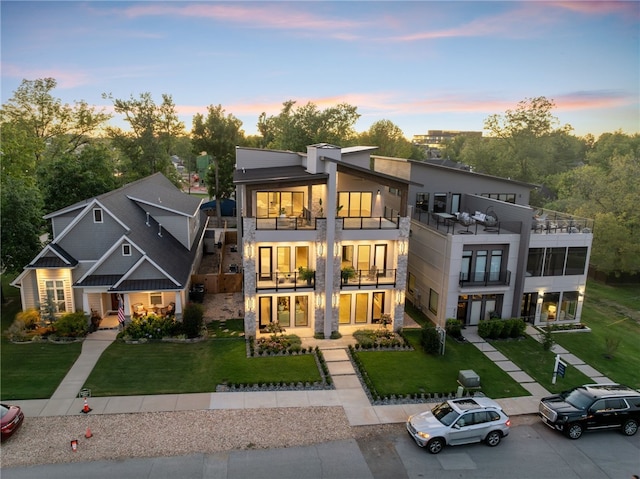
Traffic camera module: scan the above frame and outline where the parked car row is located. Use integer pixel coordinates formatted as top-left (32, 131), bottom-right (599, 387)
top-left (407, 383), bottom-right (639, 455)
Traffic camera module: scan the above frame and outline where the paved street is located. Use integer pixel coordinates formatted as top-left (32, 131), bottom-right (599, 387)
top-left (4, 421), bottom-right (638, 478)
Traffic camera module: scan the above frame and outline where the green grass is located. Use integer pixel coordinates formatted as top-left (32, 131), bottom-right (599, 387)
top-left (548, 281), bottom-right (640, 389)
top-left (2, 273), bottom-right (84, 400)
top-left (488, 336), bottom-right (593, 393)
top-left (354, 330), bottom-right (530, 399)
top-left (83, 339), bottom-right (321, 396)
top-left (1, 341), bottom-right (83, 400)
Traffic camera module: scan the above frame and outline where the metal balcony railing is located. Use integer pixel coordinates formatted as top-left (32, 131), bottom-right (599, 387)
top-left (459, 270), bottom-right (511, 287)
top-left (340, 268), bottom-right (397, 289)
top-left (255, 270), bottom-right (315, 291)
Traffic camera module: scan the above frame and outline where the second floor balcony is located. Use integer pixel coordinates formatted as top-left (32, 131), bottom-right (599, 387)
top-left (256, 270), bottom-right (315, 292)
top-left (459, 270), bottom-right (511, 287)
top-left (340, 267), bottom-right (397, 289)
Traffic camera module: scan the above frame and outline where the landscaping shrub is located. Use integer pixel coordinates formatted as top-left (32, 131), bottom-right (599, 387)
top-left (489, 319), bottom-right (504, 338)
top-left (420, 327), bottom-right (440, 355)
top-left (5, 319), bottom-right (27, 341)
top-left (499, 319), bottom-right (513, 338)
top-left (182, 302), bottom-right (204, 338)
top-left (478, 319), bottom-right (492, 338)
top-left (510, 318), bottom-right (526, 338)
top-left (445, 318), bottom-right (462, 339)
top-left (15, 308), bottom-right (40, 329)
top-left (54, 311), bottom-right (89, 337)
top-left (121, 314), bottom-right (179, 340)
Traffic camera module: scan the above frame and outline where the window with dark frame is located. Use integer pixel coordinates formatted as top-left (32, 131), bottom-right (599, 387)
top-left (93, 208), bottom-right (103, 223)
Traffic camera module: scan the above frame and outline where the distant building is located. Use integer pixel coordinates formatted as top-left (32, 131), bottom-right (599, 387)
top-left (412, 130), bottom-right (483, 158)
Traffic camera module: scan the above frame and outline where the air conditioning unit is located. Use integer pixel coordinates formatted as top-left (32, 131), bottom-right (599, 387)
top-left (458, 370), bottom-right (480, 388)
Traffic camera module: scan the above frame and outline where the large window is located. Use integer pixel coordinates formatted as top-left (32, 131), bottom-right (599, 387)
top-left (338, 192), bottom-right (373, 217)
top-left (527, 248), bottom-right (545, 276)
top-left (461, 247), bottom-right (505, 283)
top-left (256, 191), bottom-right (304, 217)
top-left (429, 289), bottom-right (439, 314)
top-left (528, 247), bottom-right (588, 277)
top-left (544, 248), bottom-right (566, 276)
top-left (433, 193), bottom-right (447, 213)
top-left (565, 247), bottom-right (588, 275)
top-left (44, 280), bottom-right (66, 313)
top-left (416, 193), bottom-right (429, 211)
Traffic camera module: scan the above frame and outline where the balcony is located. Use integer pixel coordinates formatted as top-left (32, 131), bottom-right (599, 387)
top-left (340, 268), bottom-right (397, 289)
top-left (459, 270), bottom-right (511, 287)
top-left (531, 209), bottom-right (594, 235)
top-left (256, 270), bottom-right (315, 291)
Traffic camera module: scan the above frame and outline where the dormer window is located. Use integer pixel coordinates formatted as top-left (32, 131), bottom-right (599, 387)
top-left (122, 244), bottom-right (131, 256)
top-left (93, 208), bottom-right (103, 223)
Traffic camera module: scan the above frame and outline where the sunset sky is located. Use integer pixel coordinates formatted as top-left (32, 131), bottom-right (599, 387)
top-left (2, 1), bottom-right (638, 139)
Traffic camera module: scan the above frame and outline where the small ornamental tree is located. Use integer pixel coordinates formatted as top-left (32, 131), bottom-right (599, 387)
top-left (182, 302), bottom-right (204, 338)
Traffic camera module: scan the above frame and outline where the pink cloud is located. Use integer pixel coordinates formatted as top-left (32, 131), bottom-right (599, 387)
top-left (118, 3), bottom-right (363, 33)
top-left (553, 1), bottom-right (640, 18)
top-left (1, 64), bottom-right (92, 90)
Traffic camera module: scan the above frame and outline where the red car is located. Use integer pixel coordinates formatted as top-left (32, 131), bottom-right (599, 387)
top-left (1, 403), bottom-right (25, 441)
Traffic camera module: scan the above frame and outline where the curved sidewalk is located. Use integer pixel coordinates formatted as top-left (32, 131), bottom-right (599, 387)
top-left (13, 324), bottom-right (611, 426)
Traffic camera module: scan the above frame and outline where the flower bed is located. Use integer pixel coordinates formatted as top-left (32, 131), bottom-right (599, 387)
top-left (536, 323), bottom-right (591, 333)
top-left (352, 328), bottom-right (412, 350)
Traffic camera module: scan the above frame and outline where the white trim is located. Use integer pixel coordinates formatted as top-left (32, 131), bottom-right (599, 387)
top-left (127, 195), bottom-right (201, 217)
top-left (53, 199), bottom-right (130, 244)
top-left (76, 235), bottom-right (146, 284)
top-left (93, 208), bottom-right (104, 223)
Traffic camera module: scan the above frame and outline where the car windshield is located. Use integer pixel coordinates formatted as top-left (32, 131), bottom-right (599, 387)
top-left (0, 405), bottom-right (8, 418)
top-left (561, 389), bottom-right (593, 409)
top-left (431, 402), bottom-right (459, 426)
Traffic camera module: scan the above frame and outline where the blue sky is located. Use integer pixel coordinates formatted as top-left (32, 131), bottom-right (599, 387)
top-left (2, 1), bottom-right (638, 139)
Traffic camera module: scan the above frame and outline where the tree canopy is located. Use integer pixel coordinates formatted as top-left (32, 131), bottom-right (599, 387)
top-left (103, 92), bottom-right (184, 184)
top-left (258, 100), bottom-right (360, 151)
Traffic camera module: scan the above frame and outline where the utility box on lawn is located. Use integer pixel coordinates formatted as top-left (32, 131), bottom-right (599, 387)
top-left (458, 370), bottom-right (480, 388)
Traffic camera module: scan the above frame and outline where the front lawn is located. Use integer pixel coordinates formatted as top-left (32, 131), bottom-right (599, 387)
top-left (353, 329), bottom-right (530, 399)
top-left (549, 281), bottom-right (640, 389)
top-left (488, 336), bottom-right (593, 393)
top-left (1, 341), bottom-right (82, 400)
top-left (83, 339), bottom-right (321, 396)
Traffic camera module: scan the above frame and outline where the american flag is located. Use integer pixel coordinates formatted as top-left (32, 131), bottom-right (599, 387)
top-left (117, 295), bottom-right (125, 324)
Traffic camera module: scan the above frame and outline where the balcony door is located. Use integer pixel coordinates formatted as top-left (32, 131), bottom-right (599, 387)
top-left (259, 247), bottom-right (272, 280)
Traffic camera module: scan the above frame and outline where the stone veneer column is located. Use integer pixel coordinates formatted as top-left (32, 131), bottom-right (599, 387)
top-left (313, 218), bottom-right (327, 336)
top-left (393, 216), bottom-right (411, 331)
top-left (242, 217), bottom-right (257, 337)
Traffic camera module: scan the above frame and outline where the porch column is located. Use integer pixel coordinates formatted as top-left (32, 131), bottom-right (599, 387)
top-left (173, 291), bottom-right (183, 318)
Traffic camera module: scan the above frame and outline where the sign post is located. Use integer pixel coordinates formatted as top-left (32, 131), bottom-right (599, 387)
top-left (552, 354), bottom-right (567, 384)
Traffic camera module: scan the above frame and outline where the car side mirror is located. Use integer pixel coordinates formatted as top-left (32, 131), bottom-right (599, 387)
top-left (453, 424), bottom-right (460, 429)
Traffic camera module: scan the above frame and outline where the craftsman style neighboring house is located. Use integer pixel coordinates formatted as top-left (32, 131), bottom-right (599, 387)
top-left (372, 155), bottom-right (594, 328)
top-left (234, 144), bottom-right (414, 338)
top-left (11, 173), bottom-right (207, 323)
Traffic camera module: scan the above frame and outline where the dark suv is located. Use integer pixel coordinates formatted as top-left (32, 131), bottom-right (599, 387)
top-left (539, 383), bottom-right (640, 439)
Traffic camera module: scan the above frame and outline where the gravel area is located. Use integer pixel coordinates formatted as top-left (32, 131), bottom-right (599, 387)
top-left (0, 407), bottom-right (399, 468)
top-left (1, 407), bottom-right (537, 469)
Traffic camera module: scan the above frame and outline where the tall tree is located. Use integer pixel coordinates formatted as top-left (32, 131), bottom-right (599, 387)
top-left (483, 97), bottom-right (572, 182)
top-left (37, 143), bottom-right (120, 214)
top-left (550, 145), bottom-right (640, 275)
top-left (104, 92), bottom-right (184, 183)
top-left (359, 119), bottom-right (413, 158)
top-left (0, 77), bottom-right (111, 184)
top-left (257, 100), bottom-right (360, 151)
top-left (1, 177), bottom-right (44, 272)
top-left (192, 105), bottom-right (244, 219)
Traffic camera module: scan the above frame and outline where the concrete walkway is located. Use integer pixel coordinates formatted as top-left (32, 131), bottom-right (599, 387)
top-left (13, 323), bottom-right (611, 426)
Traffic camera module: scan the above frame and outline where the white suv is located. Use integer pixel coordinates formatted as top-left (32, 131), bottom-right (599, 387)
top-left (406, 397), bottom-right (511, 454)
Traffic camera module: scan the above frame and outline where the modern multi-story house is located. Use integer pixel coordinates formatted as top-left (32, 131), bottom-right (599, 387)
top-left (372, 155), bottom-right (594, 328)
top-left (234, 144), bottom-right (413, 338)
top-left (11, 173), bottom-right (207, 323)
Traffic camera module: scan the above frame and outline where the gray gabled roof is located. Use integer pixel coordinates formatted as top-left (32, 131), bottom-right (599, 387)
top-left (42, 174), bottom-right (206, 292)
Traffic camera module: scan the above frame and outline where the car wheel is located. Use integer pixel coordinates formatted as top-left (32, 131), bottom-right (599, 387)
top-left (622, 419), bottom-right (638, 436)
top-left (485, 430), bottom-right (502, 447)
top-left (565, 423), bottom-right (583, 439)
top-left (426, 437), bottom-right (445, 454)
